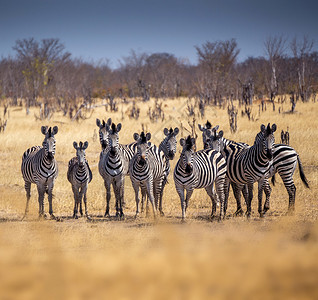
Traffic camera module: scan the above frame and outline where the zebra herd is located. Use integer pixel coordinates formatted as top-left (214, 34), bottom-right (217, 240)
top-left (20, 118), bottom-right (309, 221)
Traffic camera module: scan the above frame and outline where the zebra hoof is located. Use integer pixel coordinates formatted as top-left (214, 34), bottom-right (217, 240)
top-left (233, 209), bottom-right (243, 217)
top-left (104, 213), bottom-right (110, 218)
top-left (86, 215), bottom-right (92, 221)
top-left (160, 211), bottom-right (165, 217)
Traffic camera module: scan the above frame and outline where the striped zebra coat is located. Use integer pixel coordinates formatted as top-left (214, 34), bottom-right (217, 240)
top-left (98, 122), bottom-right (136, 218)
top-left (174, 136), bottom-right (227, 221)
top-left (21, 126), bottom-right (59, 219)
top-left (141, 127), bottom-right (179, 216)
top-left (209, 124), bottom-right (276, 217)
top-left (253, 131), bottom-right (309, 214)
top-left (199, 121), bottom-right (250, 216)
top-left (67, 141), bottom-right (92, 219)
top-left (129, 132), bottom-right (166, 219)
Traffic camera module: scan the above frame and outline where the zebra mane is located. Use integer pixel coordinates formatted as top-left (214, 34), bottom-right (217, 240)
top-left (206, 121), bottom-right (212, 129)
top-left (79, 141), bottom-right (83, 149)
top-left (47, 127), bottom-right (52, 137)
top-left (140, 132), bottom-right (147, 143)
top-left (169, 128), bottom-right (173, 134)
top-left (111, 123), bottom-right (117, 134)
top-left (185, 135), bottom-right (194, 150)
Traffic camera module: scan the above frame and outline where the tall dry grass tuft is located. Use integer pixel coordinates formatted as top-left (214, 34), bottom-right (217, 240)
top-left (0, 98), bottom-right (317, 299)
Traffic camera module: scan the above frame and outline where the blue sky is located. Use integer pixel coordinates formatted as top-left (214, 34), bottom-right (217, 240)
top-left (0, 0), bottom-right (317, 68)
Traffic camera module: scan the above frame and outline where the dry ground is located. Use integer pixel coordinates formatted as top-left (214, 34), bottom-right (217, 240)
top-left (0, 98), bottom-right (317, 299)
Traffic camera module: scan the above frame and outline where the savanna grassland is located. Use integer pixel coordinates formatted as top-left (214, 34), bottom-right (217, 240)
top-left (0, 98), bottom-right (318, 299)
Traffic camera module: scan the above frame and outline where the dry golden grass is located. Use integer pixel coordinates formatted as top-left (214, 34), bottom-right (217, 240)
top-left (0, 98), bottom-right (317, 299)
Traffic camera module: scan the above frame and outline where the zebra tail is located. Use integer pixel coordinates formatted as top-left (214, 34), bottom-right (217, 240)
top-left (297, 155), bottom-right (309, 188)
top-left (271, 174), bottom-right (276, 186)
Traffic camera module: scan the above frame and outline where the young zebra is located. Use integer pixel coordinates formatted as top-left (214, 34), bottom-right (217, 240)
top-left (129, 132), bottom-right (166, 219)
top-left (67, 141), bottom-right (92, 219)
top-left (174, 136), bottom-right (227, 221)
top-left (141, 127), bottom-right (179, 216)
top-left (209, 124), bottom-right (276, 217)
top-left (99, 122), bottom-right (136, 218)
top-left (21, 126), bottom-right (59, 220)
top-left (253, 128), bottom-right (309, 214)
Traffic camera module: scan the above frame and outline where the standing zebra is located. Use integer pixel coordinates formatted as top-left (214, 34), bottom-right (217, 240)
top-left (67, 141), bottom-right (92, 219)
top-left (21, 126), bottom-right (59, 220)
top-left (253, 129), bottom-right (309, 214)
top-left (141, 127), bottom-right (179, 216)
top-left (199, 121), bottom-right (249, 216)
top-left (99, 122), bottom-right (136, 218)
top-left (129, 132), bottom-right (166, 219)
top-left (208, 124), bottom-right (276, 217)
top-left (174, 136), bottom-right (227, 221)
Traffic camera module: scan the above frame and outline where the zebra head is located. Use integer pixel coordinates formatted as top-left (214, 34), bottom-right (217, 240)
top-left (41, 126), bottom-right (58, 160)
top-left (180, 135), bottom-right (195, 173)
top-left (207, 129), bottom-right (224, 153)
top-left (73, 141), bottom-right (88, 167)
top-left (107, 122), bottom-right (122, 156)
top-left (198, 121), bottom-right (219, 149)
top-left (134, 131), bottom-right (151, 166)
top-left (96, 118), bottom-right (112, 150)
top-left (259, 123), bottom-right (277, 159)
top-left (162, 127), bottom-right (179, 159)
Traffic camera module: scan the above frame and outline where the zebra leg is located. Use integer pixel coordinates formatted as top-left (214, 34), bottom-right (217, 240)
top-left (47, 181), bottom-right (55, 219)
top-left (185, 189), bottom-right (193, 213)
top-left (223, 177), bottom-right (230, 213)
top-left (22, 181), bottom-right (31, 220)
top-left (146, 180), bottom-right (156, 219)
top-left (36, 184), bottom-right (45, 219)
top-left (262, 179), bottom-right (272, 215)
top-left (205, 185), bottom-right (217, 219)
top-left (116, 178), bottom-right (125, 220)
top-left (242, 184), bottom-right (249, 207)
top-left (159, 181), bottom-right (166, 216)
top-left (232, 183), bottom-right (244, 216)
top-left (215, 176), bottom-right (226, 220)
top-left (104, 180), bottom-right (111, 217)
top-left (132, 181), bottom-right (140, 218)
top-left (82, 184), bottom-right (91, 220)
top-left (72, 186), bottom-right (80, 219)
top-left (246, 183), bottom-right (254, 218)
top-left (176, 187), bottom-right (186, 221)
top-left (286, 184), bottom-right (296, 215)
top-left (257, 179), bottom-right (264, 217)
top-left (79, 187), bottom-right (84, 217)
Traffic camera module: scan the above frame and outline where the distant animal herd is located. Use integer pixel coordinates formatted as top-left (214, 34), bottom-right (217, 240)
top-left (20, 118), bottom-right (309, 221)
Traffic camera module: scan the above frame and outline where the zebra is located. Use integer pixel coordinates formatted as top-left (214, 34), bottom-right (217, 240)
top-left (173, 135), bottom-right (227, 221)
top-left (129, 132), bottom-right (166, 219)
top-left (99, 122), bottom-right (136, 218)
top-left (253, 128), bottom-right (309, 215)
top-left (21, 126), bottom-right (59, 220)
top-left (199, 121), bottom-right (250, 216)
top-left (208, 124), bottom-right (276, 217)
top-left (141, 127), bottom-right (179, 216)
top-left (67, 141), bottom-right (93, 219)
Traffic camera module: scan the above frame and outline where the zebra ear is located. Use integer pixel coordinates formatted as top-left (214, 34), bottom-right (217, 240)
top-left (198, 124), bottom-right (205, 131)
top-left (117, 123), bottom-right (122, 132)
top-left (174, 128), bottom-right (179, 136)
top-left (41, 126), bottom-right (48, 135)
top-left (260, 124), bottom-right (266, 133)
top-left (180, 138), bottom-right (185, 146)
top-left (96, 118), bottom-right (101, 127)
top-left (133, 133), bottom-right (140, 141)
top-left (163, 128), bottom-right (169, 136)
top-left (73, 141), bottom-right (78, 149)
top-left (83, 141), bottom-right (89, 150)
top-left (218, 131), bottom-right (224, 138)
top-left (52, 126), bottom-right (58, 135)
top-left (146, 133), bottom-right (151, 141)
top-left (212, 125), bottom-right (219, 132)
top-left (107, 118), bottom-right (112, 126)
top-left (272, 124), bottom-right (277, 133)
